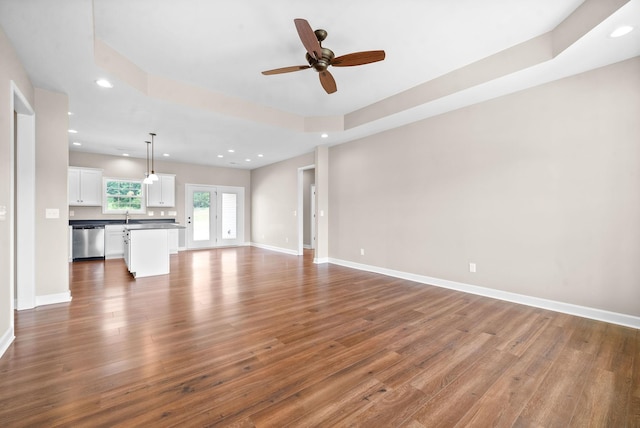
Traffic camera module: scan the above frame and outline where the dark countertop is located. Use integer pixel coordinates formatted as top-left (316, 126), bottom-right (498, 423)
top-left (124, 223), bottom-right (186, 231)
top-left (69, 219), bottom-right (177, 227)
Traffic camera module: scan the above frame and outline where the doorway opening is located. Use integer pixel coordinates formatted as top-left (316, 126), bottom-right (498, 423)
top-left (11, 82), bottom-right (36, 314)
top-left (297, 165), bottom-right (315, 256)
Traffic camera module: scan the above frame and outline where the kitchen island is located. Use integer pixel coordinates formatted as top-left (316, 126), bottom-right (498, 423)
top-left (123, 223), bottom-right (185, 278)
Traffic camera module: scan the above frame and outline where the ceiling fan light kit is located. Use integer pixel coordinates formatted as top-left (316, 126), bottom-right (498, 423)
top-left (262, 18), bottom-right (385, 94)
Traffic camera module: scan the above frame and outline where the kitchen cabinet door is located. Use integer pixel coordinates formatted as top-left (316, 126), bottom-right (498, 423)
top-left (105, 225), bottom-right (125, 258)
top-left (69, 167), bottom-right (102, 206)
top-left (147, 174), bottom-right (175, 207)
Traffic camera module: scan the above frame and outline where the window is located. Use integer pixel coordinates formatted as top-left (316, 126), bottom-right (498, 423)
top-left (103, 178), bottom-right (146, 214)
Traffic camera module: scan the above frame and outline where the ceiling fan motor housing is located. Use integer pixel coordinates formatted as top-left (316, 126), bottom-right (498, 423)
top-left (306, 48), bottom-right (335, 72)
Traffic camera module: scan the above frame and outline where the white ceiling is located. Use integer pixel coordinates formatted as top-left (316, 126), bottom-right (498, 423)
top-left (0, 0), bottom-right (638, 169)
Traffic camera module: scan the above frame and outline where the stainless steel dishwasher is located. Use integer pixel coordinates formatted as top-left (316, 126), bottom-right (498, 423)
top-left (72, 225), bottom-right (105, 260)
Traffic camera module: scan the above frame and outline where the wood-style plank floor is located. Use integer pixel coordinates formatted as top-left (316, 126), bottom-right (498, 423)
top-left (0, 247), bottom-right (638, 427)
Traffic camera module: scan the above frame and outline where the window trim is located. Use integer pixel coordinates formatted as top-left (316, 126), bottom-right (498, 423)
top-left (102, 177), bottom-right (147, 215)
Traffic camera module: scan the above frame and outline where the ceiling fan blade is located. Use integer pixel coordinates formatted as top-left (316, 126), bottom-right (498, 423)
top-left (332, 50), bottom-right (386, 67)
top-left (261, 65), bottom-right (311, 75)
top-left (319, 70), bottom-right (337, 94)
top-left (294, 18), bottom-right (322, 61)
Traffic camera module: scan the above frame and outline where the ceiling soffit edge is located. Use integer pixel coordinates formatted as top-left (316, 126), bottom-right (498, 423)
top-left (92, 0), bottom-right (625, 139)
top-left (346, 0), bottom-right (628, 131)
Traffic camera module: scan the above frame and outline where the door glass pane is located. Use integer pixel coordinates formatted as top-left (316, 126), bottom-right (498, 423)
top-left (193, 191), bottom-right (210, 241)
top-left (221, 193), bottom-right (237, 240)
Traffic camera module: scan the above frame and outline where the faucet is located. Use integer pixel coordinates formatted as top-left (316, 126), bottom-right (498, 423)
top-left (125, 210), bottom-right (129, 224)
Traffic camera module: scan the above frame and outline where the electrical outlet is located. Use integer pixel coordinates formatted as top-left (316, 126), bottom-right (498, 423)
top-left (360, 248), bottom-right (365, 256)
top-left (148, 211), bottom-right (154, 216)
top-left (469, 262), bottom-right (477, 273)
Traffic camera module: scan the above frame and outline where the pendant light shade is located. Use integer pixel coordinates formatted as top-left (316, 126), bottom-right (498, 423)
top-left (148, 132), bottom-right (159, 182)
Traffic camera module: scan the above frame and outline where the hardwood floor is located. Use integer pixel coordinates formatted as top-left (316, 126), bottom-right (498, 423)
top-left (0, 247), bottom-right (638, 427)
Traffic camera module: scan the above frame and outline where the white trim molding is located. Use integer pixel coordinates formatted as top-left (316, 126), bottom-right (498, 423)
top-left (0, 326), bottom-right (15, 359)
top-left (251, 242), bottom-right (299, 256)
top-left (35, 291), bottom-right (72, 308)
top-left (329, 258), bottom-right (640, 330)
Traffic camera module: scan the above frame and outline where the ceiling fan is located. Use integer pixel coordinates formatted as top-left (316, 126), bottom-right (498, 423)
top-left (261, 18), bottom-right (385, 94)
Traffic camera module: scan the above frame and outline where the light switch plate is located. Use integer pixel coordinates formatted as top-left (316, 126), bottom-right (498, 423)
top-left (45, 208), bottom-right (60, 219)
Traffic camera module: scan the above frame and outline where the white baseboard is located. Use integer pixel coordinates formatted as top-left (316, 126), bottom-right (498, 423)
top-left (329, 258), bottom-right (640, 330)
top-left (35, 291), bottom-right (72, 307)
top-left (0, 326), bottom-right (15, 359)
top-left (314, 257), bottom-right (329, 264)
top-left (251, 243), bottom-right (299, 256)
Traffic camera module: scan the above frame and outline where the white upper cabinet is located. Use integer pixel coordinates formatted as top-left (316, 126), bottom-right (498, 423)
top-left (146, 174), bottom-right (175, 207)
top-left (68, 167), bottom-right (102, 206)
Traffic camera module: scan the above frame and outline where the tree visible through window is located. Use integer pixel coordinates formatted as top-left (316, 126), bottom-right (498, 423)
top-left (103, 178), bottom-right (146, 214)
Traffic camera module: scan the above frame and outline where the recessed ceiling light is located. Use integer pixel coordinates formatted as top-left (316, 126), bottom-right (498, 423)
top-left (258, 154), bottom-right (264, 158)
top-left (68, 112), bottom-right (73, 116)
top-left (96, 79), bottom-right (113, 88)
top-left (68, 129), bottom-right (78, 134)
top-left (217, 154), bottom-right (224, 158)
top-left (72, 142), bottom-right (81, 146)
top-left (610, 25), bottom-right (634, 38)
top-left (228, 149), bottom-right (235, 153)
top-left (245, 158), bottom-right (251, 162)
top-left (122, 153), bottom-right (130, 157)
top-left (321, 133), bottom-right (329, 138)
top-left (163, 153), bottom-right (170, 157)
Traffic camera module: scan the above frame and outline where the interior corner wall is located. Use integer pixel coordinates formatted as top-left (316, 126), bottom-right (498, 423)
top-left (0, 25), bottom-right (34, 354)
top-left (328, 57), bottom-right (640, 318)
top-left (35, 88), bottom-right (69, 299)
top-left (251, 152), bottom-right (315, 252)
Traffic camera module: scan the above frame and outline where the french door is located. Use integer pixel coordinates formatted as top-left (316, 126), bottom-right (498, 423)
top-left (185, 184), bottom-right (244, 249)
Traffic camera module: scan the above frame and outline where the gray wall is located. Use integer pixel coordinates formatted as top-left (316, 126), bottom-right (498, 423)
top-left (251, 152), bottom-right (314, 252)
top-left (329, 58), bottom-right (640, 317)
top-left (0, 26), bottom-right (33, 344)
top-left (0, 27), bottom-right (69, 347)
top-left (35, 88), bottom-right (69, 297)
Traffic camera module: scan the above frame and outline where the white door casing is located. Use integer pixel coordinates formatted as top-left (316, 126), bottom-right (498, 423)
top-left (185, 184), bottom-right (244, 249)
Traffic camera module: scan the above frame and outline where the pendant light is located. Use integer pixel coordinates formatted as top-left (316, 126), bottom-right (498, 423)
top-left (142, 140), bottom-right (153, 184)
top-left (148, 132), bottom-right (159, 182)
